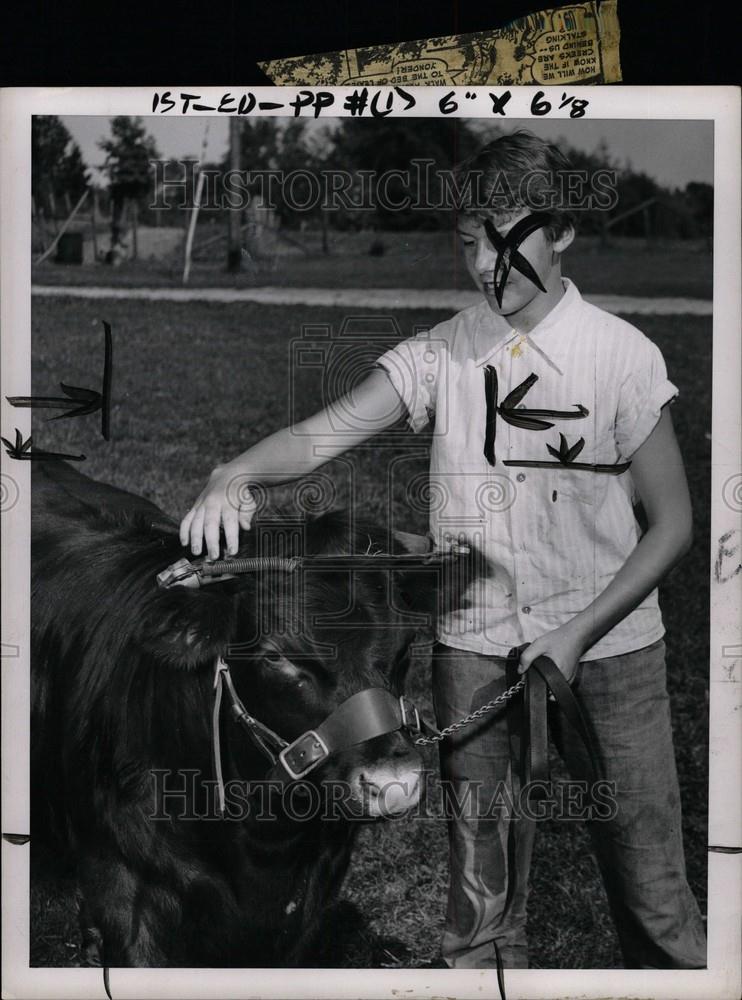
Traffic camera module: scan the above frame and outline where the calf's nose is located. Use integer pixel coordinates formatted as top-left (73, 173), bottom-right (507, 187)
top-left (357, 768), bottom-right (421, 817)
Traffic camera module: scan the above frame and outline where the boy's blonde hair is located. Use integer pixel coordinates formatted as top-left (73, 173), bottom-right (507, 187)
top-left (454, 130), bottom-right (577, 241)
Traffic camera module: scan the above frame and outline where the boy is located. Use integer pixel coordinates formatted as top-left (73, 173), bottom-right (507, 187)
top-left (180, 132), bottom-right (706, 970)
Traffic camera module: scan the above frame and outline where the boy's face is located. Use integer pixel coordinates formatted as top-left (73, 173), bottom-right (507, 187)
top-left (457, 209), bottom-right (571, 321)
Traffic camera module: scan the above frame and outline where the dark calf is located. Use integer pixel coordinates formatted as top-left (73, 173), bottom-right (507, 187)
top-left (31, 462), bottom-right (431, 966)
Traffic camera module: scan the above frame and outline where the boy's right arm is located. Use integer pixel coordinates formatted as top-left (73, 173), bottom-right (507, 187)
top-left (179, 368), bottom-right (407, 558)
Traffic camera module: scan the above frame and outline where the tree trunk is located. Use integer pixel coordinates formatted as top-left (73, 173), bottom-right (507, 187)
top-left (131, 199), bottom-right (139, 259)
top-left (90, 190), bottom-right (99, 261)
top-left (48, 185), bottom-right (59, 232)
top-left (226, 118), bottom-right (242, 272)
top-left (111, 193), bottom-right (125, 247)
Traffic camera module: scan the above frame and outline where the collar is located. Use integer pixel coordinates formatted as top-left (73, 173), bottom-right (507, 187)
top-left (473, 279), bottom-right (582, 376)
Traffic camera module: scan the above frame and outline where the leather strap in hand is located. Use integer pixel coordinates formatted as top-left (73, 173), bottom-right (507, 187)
top-left (506, 645), bottom-right (603, 803)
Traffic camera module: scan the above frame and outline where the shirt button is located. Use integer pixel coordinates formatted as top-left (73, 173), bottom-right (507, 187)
top-left (522, 606), bottom-right (532, 614)
top-left (516, 473), bottom-right (526, 482)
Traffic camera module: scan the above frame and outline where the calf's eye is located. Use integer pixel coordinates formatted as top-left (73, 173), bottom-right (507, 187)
top-left (262, 650), bottom-right (310, 686)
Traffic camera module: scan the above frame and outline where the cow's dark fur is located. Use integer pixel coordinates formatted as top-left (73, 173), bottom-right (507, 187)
top-left (31, 462), bottom-right (427, 967)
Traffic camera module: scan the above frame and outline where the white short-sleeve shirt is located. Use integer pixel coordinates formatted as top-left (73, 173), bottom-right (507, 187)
top-left (377, 279), bottom-right (678, 660)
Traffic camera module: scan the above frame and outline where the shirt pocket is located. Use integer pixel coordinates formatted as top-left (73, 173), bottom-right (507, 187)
top-left (548, 465), bottom-right (610, 507)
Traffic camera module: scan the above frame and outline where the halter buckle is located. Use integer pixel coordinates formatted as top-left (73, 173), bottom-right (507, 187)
top-left (399, 695), bottom-right (421, 734)
top-left (278, 730), bottom-right (330, 780)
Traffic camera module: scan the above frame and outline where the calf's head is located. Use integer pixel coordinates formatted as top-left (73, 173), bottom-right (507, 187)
top-left (224, 513), bottom-right (431, 818)
top-left (149, 512), bottom-right (445, 818)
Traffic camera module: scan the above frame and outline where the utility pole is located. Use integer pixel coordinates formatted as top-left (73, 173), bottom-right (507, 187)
top-left (227, 117), bottom-right (242, 272)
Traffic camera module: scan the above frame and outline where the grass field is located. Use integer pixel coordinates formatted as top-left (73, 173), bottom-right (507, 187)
top-left (32, 232), bottom-right (714, 300)
top-left (28, 294), bottom-right (711, 969)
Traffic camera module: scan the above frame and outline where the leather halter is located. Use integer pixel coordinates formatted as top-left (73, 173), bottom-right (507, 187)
top-left (211, 657), bottom-right (434, 816)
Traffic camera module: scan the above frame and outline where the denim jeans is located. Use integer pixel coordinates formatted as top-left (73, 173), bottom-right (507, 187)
top-left (432, 639), bottom-right (707, 969)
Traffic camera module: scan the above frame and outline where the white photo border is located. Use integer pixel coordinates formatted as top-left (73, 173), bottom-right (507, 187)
top-left (1, 85), bottom-right (740, 1000)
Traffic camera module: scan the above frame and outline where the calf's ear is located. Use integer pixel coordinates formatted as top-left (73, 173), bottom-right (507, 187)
top-left (391, 532), bottom-right (491, 620)
top-left (138, 586), bottom-right (238, 670)
top-left (391, 530), bottom-right (434, 621)
top-left (392, 530), bottom-right (433, 555)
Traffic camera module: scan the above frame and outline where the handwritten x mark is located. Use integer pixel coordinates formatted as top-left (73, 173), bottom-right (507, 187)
top-left (484, 213), bottom-right (550, 307)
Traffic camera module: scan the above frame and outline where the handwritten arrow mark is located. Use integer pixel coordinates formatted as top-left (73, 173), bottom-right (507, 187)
top-left (6, 322), bottom-right (112, 440)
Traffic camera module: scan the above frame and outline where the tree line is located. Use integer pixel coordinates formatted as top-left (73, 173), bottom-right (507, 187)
top-left (32, 115), bottom-right (713, 246)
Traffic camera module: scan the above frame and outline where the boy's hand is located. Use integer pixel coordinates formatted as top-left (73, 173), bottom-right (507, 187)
top-left (179, 463), bottom-right (257, 559)
top-left (517, 622), bottom-right (587, 685)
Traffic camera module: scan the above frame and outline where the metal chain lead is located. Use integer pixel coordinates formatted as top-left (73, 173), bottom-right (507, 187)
top-left (414, 677), bottom-right (526, 746)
